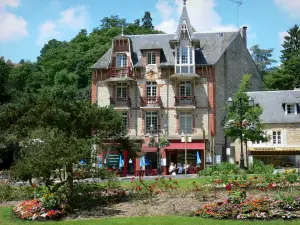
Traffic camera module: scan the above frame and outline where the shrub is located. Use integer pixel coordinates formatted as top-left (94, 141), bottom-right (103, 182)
top-left (199, 162), bottom-right (240, 177)
top-left (0, 182), bottom-right (34, 203)
top-left (248, 159), bottom-right (274, 174)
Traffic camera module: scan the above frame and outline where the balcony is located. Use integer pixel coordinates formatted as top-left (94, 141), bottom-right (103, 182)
top-left (109, 67), bottom-right (132, 78)
top-left (110, 97), bottom-right (131, 107)
top-left (140, 96), bottom-right (162, 108)
top-left (175, 96), bottom-right (196, 107)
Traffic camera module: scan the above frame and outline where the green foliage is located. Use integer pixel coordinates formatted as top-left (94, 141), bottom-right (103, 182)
top-left (142, 11), bottom-right (154, 30)
top-left (198, 162), bottom-right (240, 177)
top-left (250, 44), bottom-right (277, 75)
top-left (228, 190), bottom-right (247, 204)
top-left (34, 186), bottom-right (67, 210)
top-left (0, 58), bottom-right (11, 104)
top-left (0, 182), bottom-right (34, 203)
top-left (247, 159), bottom-right (274, 175)
top-left (223, 74), bottom-right (267, 144)
top-left (263, 24), bottom-right (300, 89)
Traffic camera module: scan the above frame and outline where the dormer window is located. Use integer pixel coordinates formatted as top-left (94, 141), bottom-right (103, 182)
top-left (285, 104), bottom-right (297, 115)
top-left (175, 42), bottom-right (194, 73)
top-left (147, 52), bottom-right (156, 65)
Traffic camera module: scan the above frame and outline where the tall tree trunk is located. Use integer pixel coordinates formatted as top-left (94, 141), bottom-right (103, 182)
top-left (66, 164), bottom-right (74, 212)
top-left (245, 140), bottom-right (249, 169)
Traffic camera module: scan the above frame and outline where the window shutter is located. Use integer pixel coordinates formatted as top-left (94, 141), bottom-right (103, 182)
top-left (282, 130), bottom-right (287, 145)
top-left (267, 130), bottom-right (273, 144)
top-left (297, 104), bottom-right (300, 114)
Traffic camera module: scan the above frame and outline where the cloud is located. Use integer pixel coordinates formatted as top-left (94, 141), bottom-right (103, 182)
top-left (0, 0), bottom-right (28, 42)
top-left (279, 31), bottom-right (289, 50)
top-left (59, 5), bottom-right (88, 30)
top-left (36, 20), bottom-right (60, 46)
top-left (274, 0), bottom-right (300, 18)
top-left (155, 0), bottom-right (238, 33)
top-left (37, 5), bottom-right (89, 46)
top-left (0, 0), bottom-right (20, 8)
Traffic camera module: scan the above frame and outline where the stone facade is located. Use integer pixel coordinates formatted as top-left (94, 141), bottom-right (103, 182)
top-left (214, 32), bottom-right (262, 159)
top-left (91, 3), bottom-right (262, 174)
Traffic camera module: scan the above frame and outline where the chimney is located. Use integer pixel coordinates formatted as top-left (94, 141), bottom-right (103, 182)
top-left (240, 26), bottom-right (247, 47)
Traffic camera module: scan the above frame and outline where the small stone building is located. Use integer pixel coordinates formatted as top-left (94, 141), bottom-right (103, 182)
top-left (232, 89), bottom-right (300, 168)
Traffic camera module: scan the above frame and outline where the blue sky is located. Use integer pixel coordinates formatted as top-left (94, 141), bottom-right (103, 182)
top-left (0, 0), bottom-right (299, 65)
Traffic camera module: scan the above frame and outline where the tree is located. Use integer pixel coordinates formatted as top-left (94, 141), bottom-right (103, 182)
top-left (142, 11), bottom-right (154, 30)
top-left (134, 19), bottom-right (140, 26)
top-left (1, 85), bottom-right (135, 211)
top-left (263, 24), bottom-right (300, 89)
top-left (0, 58), bottom-right (11, 104)
top-left (250, 45), bottom-right (277, 75)
top-left (223, 74), bottom-right (267, 167)
top-left (281, 24), bottom-right (300, 63)
top-left (100, 15), bottom-right (127, 29)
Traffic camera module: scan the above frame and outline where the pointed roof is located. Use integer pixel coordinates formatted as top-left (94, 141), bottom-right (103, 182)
top-left (173, 1), bottom-right (194, 41)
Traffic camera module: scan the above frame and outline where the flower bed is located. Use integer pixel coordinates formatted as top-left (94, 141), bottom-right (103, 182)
top-left (13, 199), bottom-right (64, 220)
top-left (195, 197), bottom-right (300, 220)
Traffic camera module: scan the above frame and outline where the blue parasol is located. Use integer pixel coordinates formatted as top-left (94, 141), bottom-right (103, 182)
top-left (119, 155), bottom-right (124, 168)
top-left (196, 151), bottom-right (201, 166)
top-left (140, 156), bottom-right (145, 167)
top-left (145, 155), bottom-right (150, 166)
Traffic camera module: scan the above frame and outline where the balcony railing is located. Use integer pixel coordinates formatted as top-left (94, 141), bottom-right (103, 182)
top-left (174, 96), bottom-right (196, 106)
top-left (140, 96), bottom-right (162, 107)
top-left (110, 97), bottom-right (131, 107)
top-left (109, 67), bottom-right (132, 77)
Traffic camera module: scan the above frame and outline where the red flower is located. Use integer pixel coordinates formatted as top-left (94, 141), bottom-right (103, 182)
top-left (269, 183), bottom-right (274, 189)
top-left (196, 188), bottom-right (199, 192)
top-left (225, 184), bottom-right (232, 190)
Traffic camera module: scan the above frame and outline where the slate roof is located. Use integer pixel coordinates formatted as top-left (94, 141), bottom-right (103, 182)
top-left (247, 90), bottom-right (300, 124)
top-left (91, 31), bottom-right (238, 69)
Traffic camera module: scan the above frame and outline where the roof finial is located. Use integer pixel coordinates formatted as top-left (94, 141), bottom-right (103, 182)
top-left (121, 24), bottom-right (124, 36)
top-left (183, 0), bottom-right (187, 6)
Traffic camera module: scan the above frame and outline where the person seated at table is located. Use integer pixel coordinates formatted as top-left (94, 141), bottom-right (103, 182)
top-left (184, 163), bottom-right (190, 173)
top-left (177, 163), bottom-right (183, 174)
top-left (169, 162), bottom-right (176, 175)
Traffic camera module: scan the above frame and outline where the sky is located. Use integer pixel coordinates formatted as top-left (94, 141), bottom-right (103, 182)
top-left (0, 0), bottom-right (299, 65)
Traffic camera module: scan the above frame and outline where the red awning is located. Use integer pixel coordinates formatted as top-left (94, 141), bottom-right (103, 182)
top-left (142, 144), bottom-right (158, 153)
top-left (163, 143), bottom-right (204, 150)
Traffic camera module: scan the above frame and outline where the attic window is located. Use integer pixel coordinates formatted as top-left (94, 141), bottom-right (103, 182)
top-left (218, 32), bottom-right (224, 37)
top-left (285, 104), bottom-right (297, 115)
top-left (181, 23), bottom-right (189, 39)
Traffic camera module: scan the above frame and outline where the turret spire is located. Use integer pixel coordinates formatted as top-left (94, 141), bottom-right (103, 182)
top-left (121, 24), bottom-right (124, 36)
top-left (183, 0), bottom-right (187, 6)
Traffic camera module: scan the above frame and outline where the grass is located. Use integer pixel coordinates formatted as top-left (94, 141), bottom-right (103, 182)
top-left (1, 207), bottom-right (300, 225)
top-left (120, 177), bottom-right (211, 189)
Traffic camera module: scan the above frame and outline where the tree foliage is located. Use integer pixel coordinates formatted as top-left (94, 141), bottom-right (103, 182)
top-left (250, 44), bottom-right (277, 75)
top-left (223, 74), bottom-right (267, 143)
top-left (263, 24), bottom-right (300, 90)
top-left (142, 11), bottom-right (154, 30)
top-left (0, 13), bottom-right (159, 206)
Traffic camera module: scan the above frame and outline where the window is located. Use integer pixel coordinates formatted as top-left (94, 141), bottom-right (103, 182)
top-left (181, 47), bottom-right (188, 64)
top-left (175, 45), bottom-right (194, 73)
top-left (176, 48), bottom-right (180, 64)
top-left (286, 104), bottom-right (296, 115)
top-left (117, 54), bottom-right (127, 67)
top-left (145, 112), bottom-right (158, 134)
top-left (272, 131), bottom-right (281, 144)
top-left (146, 82), bottom-right (157, 97)
top-left (116, 83), bottom-right (127, 98)
top-left (180, 81), bottom-right (192, 97)
top-left (180, 112), bottom-right (193, 134)
top-left (147, 52), bottom-right (156, 65)
top-left (122, 112), bottom-right (128, 134)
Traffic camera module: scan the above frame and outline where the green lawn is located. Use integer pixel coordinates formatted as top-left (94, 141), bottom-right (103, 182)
top-left (120, 177), bottom-right (211, 189)
top-left (1, 207), bottom-right (300, 225)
